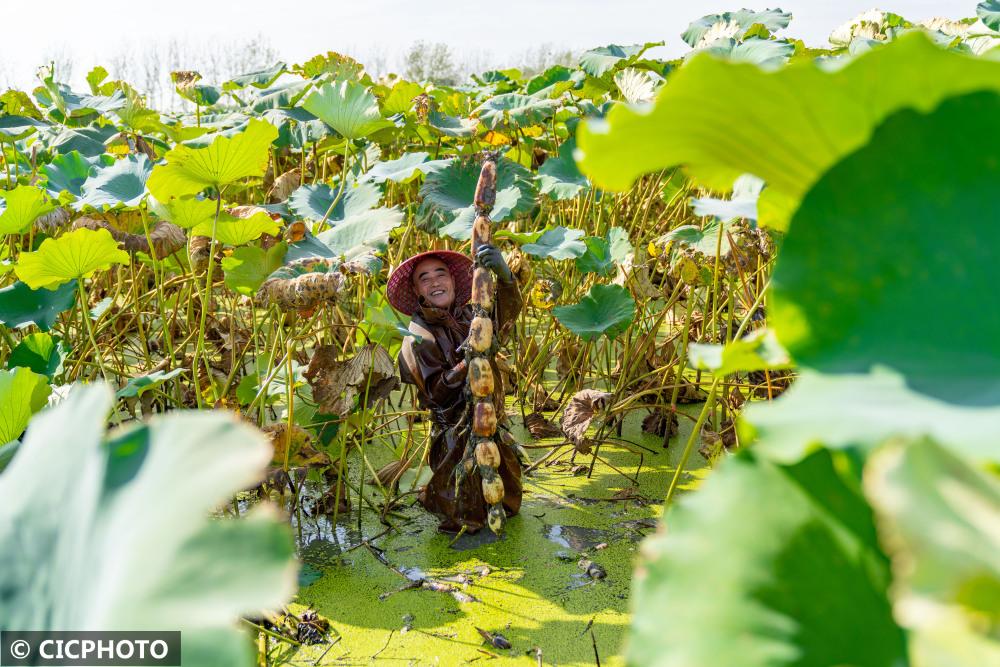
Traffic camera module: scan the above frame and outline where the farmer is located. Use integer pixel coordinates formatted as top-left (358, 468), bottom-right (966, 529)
top-left (387, 244), bottom-right (523, 533)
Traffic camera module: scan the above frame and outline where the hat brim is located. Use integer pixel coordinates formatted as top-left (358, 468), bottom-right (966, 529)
top-left (387, 250), bottom-right (474, 316)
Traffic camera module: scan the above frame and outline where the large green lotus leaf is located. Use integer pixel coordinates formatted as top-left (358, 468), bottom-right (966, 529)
top-left (0, 115), bottom-right (47, 141)
top-left (362, 153), bottom-right (450, 184)
top-left (694, 37), bottom-right (795, 69)
top-left (629, 448), bottom-right (905, 667)
top-left (745, 370), bottom-right (1000, 465)
top-left (301, 80), bottom-right (392, 141)
top-left (222, 242), bottom-right (287, 296)
top-left (520, 226), bottom-right (587, 260)
top-left (577, 33), bottom-right (1000, 231)
top-left (147, 118), bottom-right (277, 201)
top-left (287, 181), bottom-right (381, 224)
top-left (116, 368), bottom-right (187, 399)
top-left (314, 207), bottom-right (403, 272)
top-left (8, 332), bottom-right (67, 380)
top-left (579, 42), bottom-right (663, 77)
top-left (380, 80), bottom-right (424, 115)
top-left (769, 93), bottom-right (1000, 393)
top-left (152, 195), bottom-right (217, 229)
top-left (419, 157), bottom-right (536, 231)
top-left (865, 439), bottom-right (1000, 627)
top-left (538, 136), bottom-right (589, 200)
top-left (426, 111), bottom-right (478, 138)
top-left (438, 187), bottom-right (521, 241)
top-left (36, 70), bottom-right (126, 121)
top-left (40, 151), bottom-right (108, 199)
top-left (0, 280), bottom-right (76, 331)
top-left (659, 218), bottom-right (733, 258)
top-left (75, 155), bottom-right (152, 210)
top-left (553, 283), bottom-right (635, 341)
top-left (0, 367), bottom-right (50, 445)
top-left (682, 9), bottom-right (793, 47)
top-left (0, 384), bottom-right (297, 666)
top-left (192, 210), bottom-right (279, 247)
top-left (526, 65), bottom-right (575, 95)
top-left (0, 185), bottom-right (56, 235)
top-left (223, 62), bottom-right (287, 91)
top-left (15, 227), bottom-right (130, 290)
top-left (44, 125), bottom-right (117, 157)
top-left (575, 226), bottom-right (633, 276)
top-left (247, 79), bottom-right (313, 114)
top-left (979, 1), bottom-right (1000, 31)
top-left (689, 328), bottom-right (791, 376)
top-left (473, 93), bottom-right (559, 130)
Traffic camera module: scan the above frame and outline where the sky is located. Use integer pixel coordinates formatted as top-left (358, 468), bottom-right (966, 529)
top-left (0, 0), bottom-right (975, 90)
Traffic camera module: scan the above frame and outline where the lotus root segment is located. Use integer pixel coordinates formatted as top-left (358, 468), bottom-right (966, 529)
top-left (472, 215), bottom-right (492, 253)
top-left (475, 439), bottom-right (501, 468)
top-left (468, 358), bottom-right (494, 397)
top-left (472, 268), bottom-right (495, 310)
top-left (479, 463), bottom-right (505, 505)
top-left (473, 159), bottom-right (497, 212)
top-left (472, 400), bottom-right (497, 437)
top-left (468, 316), bottom-right (493, 353)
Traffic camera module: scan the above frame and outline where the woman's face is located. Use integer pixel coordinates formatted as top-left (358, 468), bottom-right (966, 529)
top-left (412, 257), bottom-right (455, 310)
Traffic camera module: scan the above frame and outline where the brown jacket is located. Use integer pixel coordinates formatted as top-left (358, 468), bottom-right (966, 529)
top-left (398, 279), bottom-right (523, 532)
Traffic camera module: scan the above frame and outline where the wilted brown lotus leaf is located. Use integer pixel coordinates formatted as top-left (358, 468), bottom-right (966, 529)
top-left (370, 460), bottom-right (408, 488)
top-left (507, 248), bottom-right (531, 285)
top-left (74, 216), bottom-right (186, 259)
top-left (560, 389), bottom-right (612, 445)
top-left (268, 168), bottom-right (302, 203)
top-left (170, 70), bottom-right (202, 98)
top-left (699, 418), bottom-right (737, 460)
top-left (189, 235), bottom-right (211, 273)
top-left (524, 412), bottom-right (561, 439)
top-left (494, 352), bottom-right (514, 394)
top-left (642, 410), bottom-right (679, 442)
top-left (556, 340), bottom-right (580, 377)
top-left (304, 343), bottom-right (399, 415)
top-left (34, 207), bottom-right (71, 234)
top-left (264, 423), bottom-right (329, 467)
top-left (284, 220), bottom-right (307, 243)
top-left (256, 258), bottom-right (346, 313)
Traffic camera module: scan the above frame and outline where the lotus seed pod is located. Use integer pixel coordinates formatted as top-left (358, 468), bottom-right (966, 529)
top-left (471, 215), bottom-right (492, 253)
top-left (471, 267), bottom-right (494, 310)
top-left (475, 440), bottom-right (501, 468)
top-left (482, 476), bottom-right (505, 505)
top-left (468, 316), bottom-right (493, 354)
top-left (487, 504), bottom-right (505, 534)
top-left (468, 358), bottom-right (494, 397)
top-left (472, 400), bottom-right (497, 437)
top-left (473, 161), bottom-right (497, 211)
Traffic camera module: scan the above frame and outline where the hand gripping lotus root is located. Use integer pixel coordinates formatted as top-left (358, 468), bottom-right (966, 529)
top-left (459, 155), bottom-right (507, 535)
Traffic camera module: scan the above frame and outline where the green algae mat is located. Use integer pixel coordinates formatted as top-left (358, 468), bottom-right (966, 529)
top-left (266, 409), bottom-right (709, 666)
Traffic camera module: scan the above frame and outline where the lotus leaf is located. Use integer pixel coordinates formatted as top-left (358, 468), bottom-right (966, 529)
top-left (0, 384), bottom-right (297, 666)
top-left (0, 185), bottom-right (56, 235)
top-left (553, 283), bottom-right (635, 340)
top-left (15, 227), bottom-right (130, 290)
top-left (147, 118), bottom-right (278, 201)
top-left (301, 80), bottom-right (392, 141)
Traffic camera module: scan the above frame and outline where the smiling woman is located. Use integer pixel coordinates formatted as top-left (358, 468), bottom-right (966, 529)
top-left (387, 245), bottom-right (523, 533)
